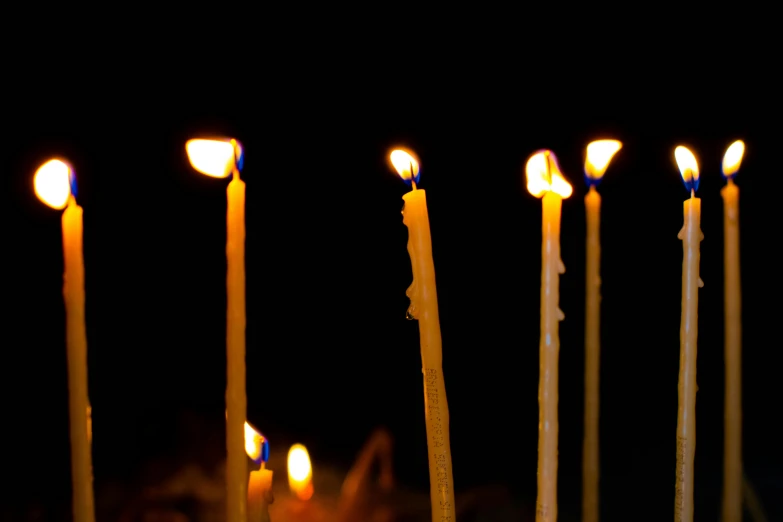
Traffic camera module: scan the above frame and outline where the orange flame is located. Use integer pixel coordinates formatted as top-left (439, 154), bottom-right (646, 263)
top-left (525, 150), bottom-right (573, 198)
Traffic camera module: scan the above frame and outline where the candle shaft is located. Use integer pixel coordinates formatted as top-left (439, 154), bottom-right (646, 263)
top-left (248, 468), bottom-right (273, 522)
top-left (226, 175), bottom-right (248, 522)
top-left (62, 198), bottom-right (96, 522)
top-left (675, 195), bottom-right (702, 522)
top-left (721, 181), bottom-right (742, 522)
top-left (537, 192), bottom-right (564, 522)
top-left (402, 189), bottom-right (456, 522)
top-left (582, 188), bottom-right (600, 522)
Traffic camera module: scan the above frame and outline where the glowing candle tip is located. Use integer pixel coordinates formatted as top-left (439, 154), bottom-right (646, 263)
top-left (525, 149), bottom-right (573, 199)
top-left (584, 139), bottom-right (622, 187)
top-left (389, 148), bottom-right (421, 186)
top-left (722, 140), bottom-right (745, 180)
top-left (674, 145), bottom-right (700, 193)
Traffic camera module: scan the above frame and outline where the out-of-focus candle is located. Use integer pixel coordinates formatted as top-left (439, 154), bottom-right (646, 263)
top-left (34, 159), bottom-right (95, 522)
top-left (581, 139), bottom-right (621, 522)
top-left (721, 140), bottom-right (745, 522)
top-left (186, 138), bottom-right (248, 522)
top-left (288, 444), bottom-right (314, 501)
top-left (390, 148), bottom-right (456, 522)
top-left (525, 150), bottom-right (573, 522)
top-left (246, 421), bottom-right (273, 522)
top-left (673, 145), bottom-right (703, 522)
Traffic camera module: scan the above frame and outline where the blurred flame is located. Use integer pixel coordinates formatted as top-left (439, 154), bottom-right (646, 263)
top-left (244, 421), bottom-right (268, 464)
top-left (525, 150), bottom-right (573, 198)
top-left (722, 140), bottom-right (745, 179)
top-left (585, 140), bottom-right (622, 181)
top-left (186, 138), bottom-right (243, 178)
top-left (34, 159), bottom-right (73, 209)
top-left (674, 146), bottom-right (700, 192)
top-left (287, 443), bottom-right (313, 500)
top-left (389, 148), bottom-right (420, 184)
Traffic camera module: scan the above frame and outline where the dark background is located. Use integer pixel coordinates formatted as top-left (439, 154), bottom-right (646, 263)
top-left (2, 23), bottom-right (780, 521)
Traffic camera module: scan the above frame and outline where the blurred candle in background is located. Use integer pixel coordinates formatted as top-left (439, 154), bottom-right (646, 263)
top-left (288, 444), bottom-right (314, 501)
top-left (720, 140), bottom-right (745, 522)
top-left (581, 139), bottom-right (622, 522)
top-left (34, 159), bottom-right (95, 522)
top-left (246, 421), bottom-right (273, 522)
top-left (186, 138), bottom-right (248, 522)
top-left (525, 150), bottom-right (573, 522)
top-left (673, 145), bottom-right (703, 522)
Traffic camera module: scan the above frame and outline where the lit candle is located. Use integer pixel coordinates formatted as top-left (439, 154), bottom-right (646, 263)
top-left (673, 145), bottom-right (703, 522)
top-left (33, 159), bottom-right (96, 522)
top-left (389, 148), bottom-right (456, 522)
top-left (186, 138), bottom-right (247, 522)
top-left (581, 140), bottom-right (622, 522)
top-left (246, 421), bottom-right (273, 522)
top-left (288, 444), bottom-right (314, 501)
top-left (721, 140), bottom-right (745, 522)
top-left (525, 150), bottom-right (572, 522)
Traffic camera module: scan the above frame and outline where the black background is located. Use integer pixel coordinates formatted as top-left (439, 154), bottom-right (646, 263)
top-left (2, 18), bottom-right (780, 521)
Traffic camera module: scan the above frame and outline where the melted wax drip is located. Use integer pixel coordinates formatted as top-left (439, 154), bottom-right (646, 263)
top-left (405, 282), bottom-right (419, 320)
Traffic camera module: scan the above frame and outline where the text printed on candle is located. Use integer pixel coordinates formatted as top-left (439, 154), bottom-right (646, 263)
top-left (674, 434), bottom-right (686, 522)
top-left (424, 368), bottom-right (453, 522)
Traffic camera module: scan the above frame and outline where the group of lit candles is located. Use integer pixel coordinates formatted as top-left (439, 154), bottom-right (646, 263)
top-left (33, 137), bottom-right (745, 522)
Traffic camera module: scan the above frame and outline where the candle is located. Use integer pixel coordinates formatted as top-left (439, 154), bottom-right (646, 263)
top-left (288, 444), bottom-right (314, 501)
top-left (525, 150), bottom-right (573, 522)
top-left (246, 421), bottom-right (273, 522)
top-left (186, 138), bottom-right (248, 522)
top-left (720, 140), bottom-right (745, 522)
top-left (33, 159), bottom-right (96, 522)
top-left (389, 148), bottom-right (456, 522)
top-left (581, 140), bottom-right (622, 522)
top-left (673, 145), bottom-right (703, 522)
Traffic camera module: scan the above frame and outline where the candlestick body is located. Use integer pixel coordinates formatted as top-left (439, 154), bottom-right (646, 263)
top-left (226, 177), bottom-right (248, 522)
top-left (582, 189), bottom-right (600, 522)
top-left (248, 469), bottom-right (273, 522)
top-left (675, 196), bottom-right (702, 522)
top-left (721, 182), bottom-right (741, 522)
top-left (402, 189), bottom-right (456, 522)
top-left (537, 192), bottom-right (564, 522)
top-left (62, 199), bottom-right (96, 522)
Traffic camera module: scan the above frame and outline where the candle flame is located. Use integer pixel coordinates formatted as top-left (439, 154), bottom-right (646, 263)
top-left (34, 159), bottom-right (74, 209)
top-left (287, 443), bottom-right (313, 500)
top-left (584, 139), bottom-right (622, 185)
top-left (722, 140), bottom-right (745, 179)
top-left (185, 138), bottom-right (243, 178)
top-left (525, 150), bottom-right (573, 198)
top-left (389, 148), bottom-right (420, 185)
top-left (244, 421), bottom-right (269, 465)
top-left (674, 146), bottom-right (700, 192)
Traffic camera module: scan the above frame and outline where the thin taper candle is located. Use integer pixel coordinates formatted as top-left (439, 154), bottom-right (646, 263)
top-left (582, 186), bottom-right (600, 522)
top-left (33, 160), bottom-right (96, 522)
top-left (581, 139), bottom-right (621, 522)
top-left (64, 196), bottom-right (96, 522)
top-left (226, 168), bottom-right (248, 522)
top-left (721, 140), bottom-right (745, 522)
top-left (674, 146), bottom-right (703, 522)
top-left (184, 139), bottom-right (248, 522)
top-left (391, 148), bottom-right (456, 522)
top-left (526, 150), bottom-right (573, 522)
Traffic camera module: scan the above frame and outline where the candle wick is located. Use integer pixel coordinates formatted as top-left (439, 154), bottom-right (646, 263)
top-left (691, 188), bottom-right (695, 198)
top-left (232, 167), bottom-right (240, 181)
top-left (410, 161), bottom-right (417, 190)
